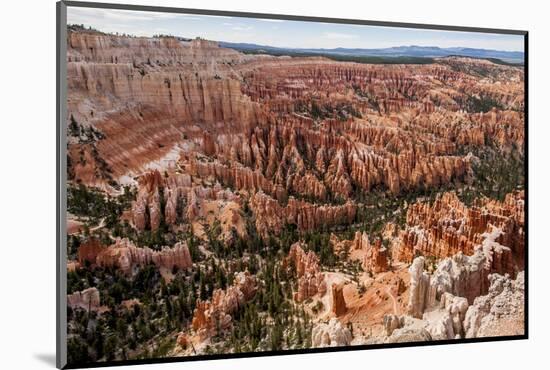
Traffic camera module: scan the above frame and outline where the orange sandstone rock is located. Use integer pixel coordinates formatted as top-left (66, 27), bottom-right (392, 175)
top-left (284, 243), bottom-right (327, 302)
top-left (191, 272), bottom-right (257, 340)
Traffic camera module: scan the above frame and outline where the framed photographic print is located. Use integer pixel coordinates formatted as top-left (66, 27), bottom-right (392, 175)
top-left (56, 1), bottom-right (528, 368)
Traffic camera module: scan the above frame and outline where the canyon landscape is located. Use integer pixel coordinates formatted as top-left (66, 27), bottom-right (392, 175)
top-left (64, 10), bottom-right (525, 366)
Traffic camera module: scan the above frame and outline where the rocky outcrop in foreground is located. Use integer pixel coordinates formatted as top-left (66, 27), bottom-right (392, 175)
top-left (463, 271), bottom-right (524, 338)
top-left (383, 270), bottom-right (523, 343)
top-left (312, 318), bottom-right (352, 348)
top-left (408, 248), bottom-right (495, 318)
top-left (380, 251), bottom-right (526, 343)
top-left (385, 321), bottom-right (433, 344)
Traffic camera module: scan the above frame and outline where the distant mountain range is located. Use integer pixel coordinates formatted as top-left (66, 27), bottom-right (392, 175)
top-left (218, 41), bottom-right (524, 64)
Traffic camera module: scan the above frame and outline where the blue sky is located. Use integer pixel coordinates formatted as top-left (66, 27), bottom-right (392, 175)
top-left (67, 7), bottom-right (524, 51)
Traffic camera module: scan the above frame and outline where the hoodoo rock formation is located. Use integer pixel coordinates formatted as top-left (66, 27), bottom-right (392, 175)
top-left (383, 314), bottom-right (403, 336)
top-left (408, 250), bottom-right (492, 318)
top-left (95, 238), bottom-right (192, 275)
top-left (331, 284), bottom-right (347, 316)
top-left (191, 272), bottom-right (258, 340)
top-left (387, 260), bottom-right (524, 343)
top-left (364, 239), bottom-right (389, 274)
top-left (132, 171), bottom-right (164, 231)
top-left (351, 231), bottom-right (389, 274)
top-left (67, 287), bottom-right (101, 312)
top-left (67, 29), bottom-right (524, 204)
top-left (284, 243), bottom-right (327, 302)
top-left (130, 170), bottom-right (246, 241)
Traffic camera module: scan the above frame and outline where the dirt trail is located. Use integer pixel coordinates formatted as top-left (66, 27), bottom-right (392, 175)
top-left (90, 218), bottom-right (105, 232)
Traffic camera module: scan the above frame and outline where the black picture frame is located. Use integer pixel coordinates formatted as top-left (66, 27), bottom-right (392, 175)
top-left (56, 1), bottom-right (529, 368)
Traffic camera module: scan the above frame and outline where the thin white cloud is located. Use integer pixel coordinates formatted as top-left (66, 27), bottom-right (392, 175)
top-left (257, 18), bottom-right (285, 23)
top-left (324, 32), bottom-right (359, 40)
top-left (168, 15), bottom-right (203, 21)
top-left (233, 26), bottom-right (253, 31)
top-left (68, 7), bottom-right (210, 26)
top-left (199, 15), bottom-right (233, 19)
top-left (222, 22), bottom-right (254, 31)
top-left (68, 8), bottom-right (180, 22)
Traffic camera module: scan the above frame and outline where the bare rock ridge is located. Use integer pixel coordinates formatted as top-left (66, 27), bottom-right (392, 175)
top-left (250, 191), bottom-right (356, 237)
top-left (89, 238), bottom-right (193, 275)
top-left (408, 249), bottom-right (494, 318)
top-left (68, 34), bottom-right (245, 65)
top-left (390, 266), bottom-right (524, 342)
top-left (404, 251), bottom-right (524, 340)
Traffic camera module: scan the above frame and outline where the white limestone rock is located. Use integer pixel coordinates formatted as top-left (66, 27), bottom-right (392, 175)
top-left (312, 318), bottom-right (352, 348)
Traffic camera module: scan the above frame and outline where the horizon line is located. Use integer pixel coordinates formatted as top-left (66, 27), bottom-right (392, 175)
top-left (67, 24), bottom-right (524, 55)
